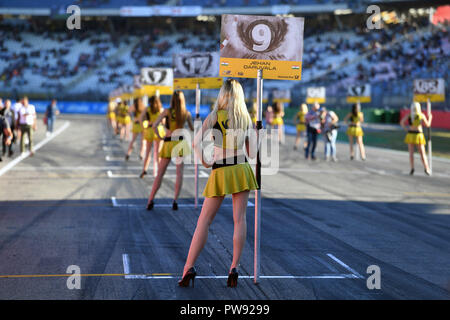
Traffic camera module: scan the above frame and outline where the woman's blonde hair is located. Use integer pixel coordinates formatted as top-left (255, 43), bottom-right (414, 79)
top-left (209, 79), bottom-right (251, 131)
top-left (300, 103), bottom-right (308, 114)
top-left (410, 101), bottom-right (422, 120)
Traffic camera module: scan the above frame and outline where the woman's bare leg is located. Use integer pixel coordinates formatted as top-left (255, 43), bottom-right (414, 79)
top-left (147, 157), bottom-right (171, 204)
top-left (408, 144), bottom-right (415, 171)
top-left (348, 135), bottom-right (354, 158)
top-left (357, 136), bottom-right (366, 159)
top-left (418, 144), bottom-right (430, 172)
top-left (126, 133), bottom-right (138, 156)
top-left (142, 140), bottom-right (153, 172)
top-left (230, 191), bottom-right (250, 271)
top-left (182, 196), bottom-right (224, 277)
top-left (174, 161), bottom-right (184, 201)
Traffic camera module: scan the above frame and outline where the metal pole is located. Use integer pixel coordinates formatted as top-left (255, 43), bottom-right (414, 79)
top-left (254, 69), bottom-right (263, 284)
top-left (427, 98), bottom-right (432, 175)
top-left (153, 89), bottom-right (161, 177)
top-left (195, 82), bottom-right (201, 208)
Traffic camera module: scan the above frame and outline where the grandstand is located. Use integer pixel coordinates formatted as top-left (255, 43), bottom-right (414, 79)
top-left (0, 0), bottom-right (448, 109)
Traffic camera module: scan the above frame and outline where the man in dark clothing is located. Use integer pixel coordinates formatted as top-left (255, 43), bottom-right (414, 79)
top-left (0, 99), bottom-right (15, 157)
top-left (45, 99), bottom-right (59, 136)
top-left (0, 114), bottom-right (12, 161)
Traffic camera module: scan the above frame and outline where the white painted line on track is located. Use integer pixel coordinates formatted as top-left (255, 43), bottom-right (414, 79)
top-left (111, 198), bottom-right (255, 209)
top-left (326, 253), bottom-right (364, 279)
top-left (106, 170), bottom-right (209, 179)
top-left (121, 253), bottom-right (360, 280)
top-left (0, 121), bottom-right (71, 178)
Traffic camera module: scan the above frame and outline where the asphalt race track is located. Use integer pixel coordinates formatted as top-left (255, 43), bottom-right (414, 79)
top-left (0, 114), bottom-right (449, 299)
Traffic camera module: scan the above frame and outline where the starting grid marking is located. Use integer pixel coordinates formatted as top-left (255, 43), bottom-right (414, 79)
top-left (121, 253), bottom-right (364, 280)
top-left (106, 170), bottom-right (209, 179)
top-left (110, 197), bottom-right (255, 208)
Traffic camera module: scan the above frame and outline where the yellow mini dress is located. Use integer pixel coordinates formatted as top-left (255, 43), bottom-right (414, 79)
top-left (346, 112), bottom-right (364, 137)
top-left (404, 114), bottom-right (426, 145)
top-left (143, 108), bottom-right (165, 142)
top-left (131, 110), bottom-right (143, 134)
top-left (271, 114), bottom-right (284, 126)
top-left (117, 104), bottom-right (131, 125)
top-left (159, 109), bottom-right (191, 158)
top-left (296, 111), bottom-right (306, 132)
top-left (203, 110), bottom-right (258, 198)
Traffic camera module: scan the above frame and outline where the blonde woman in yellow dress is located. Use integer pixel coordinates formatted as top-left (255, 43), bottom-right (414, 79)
top-left (344, 103), bottom-right (366, 160)
top-left (293, 103), bottom-right (308, 151)
top-left (400, 102), bottom-right (432, 175)
top-left (146, 91), bottom-right (194, 211)
top-left (106, 100), bottom-right (117, 134)
top-left (125, 98), bottom-right (146, 161)
top-left (271, 101), bottom-right (285, 144)
top-left (139, 95), bottom-right (165, 178)
top-left (178, 79), bottom-right (258, 288)
top-left (118, 101), bottom-right (131, 141)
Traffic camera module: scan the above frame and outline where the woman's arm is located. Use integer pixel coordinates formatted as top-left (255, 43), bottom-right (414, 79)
top-left (399, 114), bottom-right (409, 131)
top-left (343, 113), bottom-right (351, 124)
top-left (152, 109), bottom-right (168, 140)
top-left (193, 113), bottom-right (214, 168)
top-left (359, 112), bottom-right (364, 124)
top-left (187, 112), bottom-right (194, 131)
top-left (422, 113), bottom-right (432, 128)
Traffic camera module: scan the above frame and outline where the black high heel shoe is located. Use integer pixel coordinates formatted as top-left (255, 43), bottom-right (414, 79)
top-left (140, 171), bottom-right (147, 178)
top-left (146, 200), bottom-right (154, 211)
top-left (227, 268), bottom-right (238, 288)
top-left (424, 169), bottom-right (431, 176)
top-left (172, 201), bottom-right (178, 211)
top-left (409, 168), bottom-right (415, 175)
top-left (125, 154), bottom-right (130, 161)
top-left (178, 267), bottom-right (196, 288)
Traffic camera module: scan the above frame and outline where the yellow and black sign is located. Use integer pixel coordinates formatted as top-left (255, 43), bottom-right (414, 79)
top-left (139, 67), bottom-right (174, 97)
top-left (413, 78), bottom-right (445, 102)
top-left (346, 84), bottom-right (371, 103)
top-left (306, 87), bottom-right (326, 104)
top-left (219, 14), bottom-right (304, 80)
top-left (173, 52), bottom-right (223, 90)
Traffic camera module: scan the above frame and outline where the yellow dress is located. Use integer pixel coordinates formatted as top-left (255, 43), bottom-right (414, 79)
top-left (106, 103), bottom-right (116, 120)
top-left (271, 113), bottom-right (284, 126)
top-left (346, 112), bottom-right (364, 137)
top-left (131, 109), bottom-right (143, 134)
top-left (296, 111), bottom-right (306, 132)
top-left (203, 110), bottom-right (258, 198)
top-left (117, 103), bottom-right (131, 125)
top-left (159, 108), bottom-right (191, 158)
top-left (404, 114), bottom-right (426, 145)
top-left (143, 108), bottom-right (165, 142)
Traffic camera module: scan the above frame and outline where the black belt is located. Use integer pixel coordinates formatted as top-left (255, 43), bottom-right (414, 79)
top-left (212, 156), bottom-right (248, 170)
top-left (163, 136), bottom-right (184, 142)
top-left (408, 130), bottom-right (421, 134)
top-left (349, 124), bottom-right (360, 127)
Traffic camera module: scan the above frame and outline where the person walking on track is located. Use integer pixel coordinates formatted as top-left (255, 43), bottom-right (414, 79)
top-left (400, 101), bottom-right (432, 175)
top-left (139, 95), bottom-right (166, 178)
top-left (17, 97), bottom-right (37, 156)
top-left (0, 99), bottom-right (15, 157)
top-left (293, 103), bottom-right (308, 151)
top-left (344, 102), bottom-right (366, 161)
top-left (304, 102), bottom-right (321, 160)
top-left (146, 91), bottom-right (194, 211)
top-left (178, 79), bottom-right (258, 288)
top-left (125, 97), bottom-right (145, 161)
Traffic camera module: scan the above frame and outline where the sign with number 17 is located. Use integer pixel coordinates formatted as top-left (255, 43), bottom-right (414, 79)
top-left (219, 14), bottom-right (304, 80)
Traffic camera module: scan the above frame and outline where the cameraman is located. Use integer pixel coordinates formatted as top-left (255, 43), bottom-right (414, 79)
top-left (320, 106), bottom-right (339, 162)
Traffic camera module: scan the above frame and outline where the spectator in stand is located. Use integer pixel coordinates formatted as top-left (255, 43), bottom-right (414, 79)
top-left (17, 97), bottom-right (37, 156)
